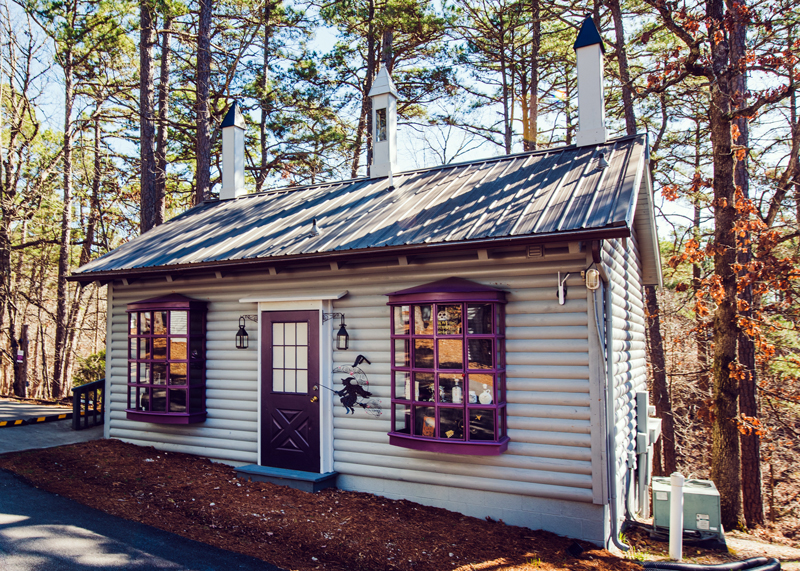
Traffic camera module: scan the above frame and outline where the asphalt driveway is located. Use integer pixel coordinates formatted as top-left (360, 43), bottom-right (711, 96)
top-left (0, 469), bottom-right (286, 570)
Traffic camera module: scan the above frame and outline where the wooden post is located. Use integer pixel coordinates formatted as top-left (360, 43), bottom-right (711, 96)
top-left (13, 324), bottom-right (28, 397)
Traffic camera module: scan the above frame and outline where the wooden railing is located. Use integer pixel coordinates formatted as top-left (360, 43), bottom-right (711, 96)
top-left (72, 378), bottom-right (105, 430)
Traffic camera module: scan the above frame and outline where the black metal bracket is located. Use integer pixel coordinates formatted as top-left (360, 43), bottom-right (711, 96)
top-left (239, 314), bottom-right (257, 322)
top-left (322, 312), bottom-right (345, 323)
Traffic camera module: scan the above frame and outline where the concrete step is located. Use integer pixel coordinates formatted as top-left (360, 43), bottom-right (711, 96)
top-left (234, 465), bottom-right (338, 493)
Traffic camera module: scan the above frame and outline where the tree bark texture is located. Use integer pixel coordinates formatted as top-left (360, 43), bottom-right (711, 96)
top-left (608, 0), bottom-right (636, 136)
top-left (80, 113), bottom-right (102, 267)
top-left (195, 0), bottom-right (212, 204)
top-left (731, 0), bottom-right (764, 527)
top-left (524, 0), bottom-right (539, 152)
top-left (12, 324), bottom-right (28, 397)
top-left (647, 285), bottom-right (676, 475)
top-left (139, 0), bottom-right (157, 233)
top-left (154, 16), bottom-right (172, 224)
top-left (53, 48), bottom-right (74, 401)
top-left (707, 0), bottom-right (743, 529)
top-left (257, 3), bottom-right (272, 193)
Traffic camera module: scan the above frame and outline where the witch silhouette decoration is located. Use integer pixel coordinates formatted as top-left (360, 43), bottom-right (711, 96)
top-left (316, 355), bottom-right (382, 416)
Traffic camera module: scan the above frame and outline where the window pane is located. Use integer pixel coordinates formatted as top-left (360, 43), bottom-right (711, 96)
top-left (285, 346), bottom-right (296, 369)
top-left (139, 338), bottom-right (150, 360)
top-left (414, 372), bottom-right (435, 402)
top-left (128, 363), bottom-right (135, 384)
top-left (170, 338), bottom-right (187, 360)
top-left (296, 322), bottom-right (308, 345)
top-left (394, 371), bottom-right (411, 400)
top-left (138, 363), bottom-right (150, 384)
top-left (273, 345), bottom-right (284, 368)
top-left (140, 312), bottom-right (151, 334)
top-left (296, 370), bottom-right (308, 393)
top-left (469, 374), bottom-right (493, 403)
top-left (285, 322), bottom-right (296, 345)
top-left (414, 305), bottom-right (433, 334)
top-left (169, 389), bottom-right (187, 412)
top-left (152, 363), bottom-right (167, 385)
top-left (129, 313), bottom-right (138, 335)
top-left (190, 312), bottom-right (204, 335)
top-left (393, 305), bottom-right (410, 335)
top-left (467, 339), bottom-right (493, 369)
top-left (394, 404), bottom-right (411, 433)
top-left (154, 311), bottom-right (168, 335)
top-left (129, 338), bottom-right (137, 360)
top-left (284, 369), bottom-right (296, 393)
top-left (151, 389), bottom-right (167, 412)
top-left (497, 339), bottom-right (505, 368)
top-left (190, 338), bottom-right (203, 360)
top-left (467, 304), bottom-right (493, 334)
top-left (438, 374), bottom-right (464, 403)
top-left (438, 339), bottom-right (463, 369)
top-left (415, 406), bottom-right (436, 437)
top-left (437, 304), bottom-right (462, 335)
top-left (190, 388), bottom-right (203, 410)
top-left (414, 338), bottom-right (434, 368)
top-left (440, 408), bottom-right (465, 440)
top-left (139, 388), bottom-right (149, 411)
top-left (470, 409), bottom-right (495, 440)
top-left (273, 323), bottom-right (284, 344)
top-left (272, 369), bottom-right (283, 392)
top-left (170, 311), bottom-right (188, 335)
top-left (169, 362), bottom-right (187, 385)
top-left (153, 337), bottom-right (167, 360)
top-left (297, 346), bottom-right (308, 369)
top-left (394, 339), bottom-right (409, 367)
top-left (190, 362), bottom-right (203, 385)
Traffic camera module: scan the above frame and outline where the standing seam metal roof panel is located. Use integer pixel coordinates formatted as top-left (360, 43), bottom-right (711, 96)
top-left (74, 135), bottom-right (649, 276)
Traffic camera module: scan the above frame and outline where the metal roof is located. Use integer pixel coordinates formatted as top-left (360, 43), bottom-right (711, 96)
top-left (74, 134), bottom-right (658, 283)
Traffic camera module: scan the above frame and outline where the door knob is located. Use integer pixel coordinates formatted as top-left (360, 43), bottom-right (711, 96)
top-left (310, 396), bottom-right (318, 403)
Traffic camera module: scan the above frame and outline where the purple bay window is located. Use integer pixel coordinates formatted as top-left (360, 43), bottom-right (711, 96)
top-left (126, 294), bottom-right (207, 424)
top-left (386, 278), bottom-right (509, 455)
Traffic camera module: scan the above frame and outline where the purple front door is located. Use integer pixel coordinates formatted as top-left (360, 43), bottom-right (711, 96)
top-left (260, 311), bottom-right (320, 473)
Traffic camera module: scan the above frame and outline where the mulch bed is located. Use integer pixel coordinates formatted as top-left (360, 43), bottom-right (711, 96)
top-left (0, 439), bottom-right (642, 571)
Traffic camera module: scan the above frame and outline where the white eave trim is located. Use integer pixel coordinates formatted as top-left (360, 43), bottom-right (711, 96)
top-left (239, 291), bottom-right (348, 303)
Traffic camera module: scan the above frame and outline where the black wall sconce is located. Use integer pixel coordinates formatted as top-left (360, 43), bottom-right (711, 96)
top-left (323, 312), bottom-right (349, 350)
top-left (236, 314), bottom-right (258, 349)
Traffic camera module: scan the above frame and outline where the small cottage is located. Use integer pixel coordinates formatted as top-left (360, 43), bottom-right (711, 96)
top-left (71, 18), bottom-right (662, 547)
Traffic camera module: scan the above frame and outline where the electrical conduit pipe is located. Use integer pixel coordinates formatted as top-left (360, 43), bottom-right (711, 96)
top-left (670, 472), bottom-right (685, 560)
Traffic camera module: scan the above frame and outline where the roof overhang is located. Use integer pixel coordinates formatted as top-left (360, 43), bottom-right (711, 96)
top-left (69, 226), bottom-right (633, 286)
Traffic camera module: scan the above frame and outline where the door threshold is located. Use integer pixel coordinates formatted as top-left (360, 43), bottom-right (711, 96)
top-left (235, 465), bottom-right (338, 493)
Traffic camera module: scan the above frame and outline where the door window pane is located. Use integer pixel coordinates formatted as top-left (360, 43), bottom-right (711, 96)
top-left (273, 369), bottom-right (283, 392)
top-left (273, 323), bottom-right (284, 344)
top-left (296, 322), bottom-right (308, 345)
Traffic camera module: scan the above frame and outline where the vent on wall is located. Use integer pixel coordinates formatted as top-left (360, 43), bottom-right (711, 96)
top-left (527, 245), bottom-right (544, 258)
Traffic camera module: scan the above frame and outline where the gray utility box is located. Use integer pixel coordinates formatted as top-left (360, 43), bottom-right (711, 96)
top-left (652, 477), bottom-right (723, 539)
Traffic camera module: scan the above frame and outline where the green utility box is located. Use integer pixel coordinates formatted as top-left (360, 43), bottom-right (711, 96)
top-left (652, 477), bottom-right (723, 539)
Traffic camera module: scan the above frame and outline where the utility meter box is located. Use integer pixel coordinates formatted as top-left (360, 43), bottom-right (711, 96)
top-left (652, 477), bottom-right (723, 539)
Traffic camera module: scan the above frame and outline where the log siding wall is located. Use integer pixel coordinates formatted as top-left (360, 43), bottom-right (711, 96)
top-left (105, 246), bottom-right (646, 544)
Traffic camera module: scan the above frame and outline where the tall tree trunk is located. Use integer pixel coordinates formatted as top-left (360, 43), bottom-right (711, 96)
top-left (352, 0), bottom-right (376, 179)
top-left (81, 112), bottom-right (102, 267)
top-left (608, 0), bottom-right (635, 136)
top-left (707, 0), bottom-right (742, 529)
top-left (13, 324), bottom-right (28, 397)
top-left (692, 119), bottom-right (710, 395)
top-left (256, 3), bottom-right (272, 192)
top-left (195, 0), bottom-right (212, 204)
top-left (154, 16), bottom-right (172, 222)
top-left (731, 0), bottom-right (763, 528)
top-left (524, 0), bottom-right (539, 152)
top-left (53, 48), bottom-right (74, 401)
top-left (139, 0), bottom-right (157, 233)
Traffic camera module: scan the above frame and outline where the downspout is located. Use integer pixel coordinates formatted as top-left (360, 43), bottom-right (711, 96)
top-left (593, 256), bottom-right (630, 552)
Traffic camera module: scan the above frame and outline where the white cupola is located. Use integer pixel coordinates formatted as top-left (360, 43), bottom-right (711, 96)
top-left (368, 65), bottom-right (398, 178)
top-left (220, 101), bottom-right (246, 199)
top-left (573, 17), bottom-right (608, 147)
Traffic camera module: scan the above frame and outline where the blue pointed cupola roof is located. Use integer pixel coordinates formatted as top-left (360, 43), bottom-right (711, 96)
top-left (221, 101), bottom-right (246, 129)
top-left (573, 16), bottom-right (605, 53)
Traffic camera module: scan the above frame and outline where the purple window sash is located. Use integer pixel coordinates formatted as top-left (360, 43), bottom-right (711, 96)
top-left (388, 298), bottom-right (506, 454)
top-left (125, 298), bottom-right (207, 424)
